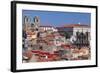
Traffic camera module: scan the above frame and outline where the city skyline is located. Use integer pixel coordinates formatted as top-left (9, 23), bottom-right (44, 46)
top-left (22, 10), bottom-right (91, 27)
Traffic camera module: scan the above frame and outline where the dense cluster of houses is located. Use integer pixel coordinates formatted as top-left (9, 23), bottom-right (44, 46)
top-left (22, 16), bottom-right (91, 63)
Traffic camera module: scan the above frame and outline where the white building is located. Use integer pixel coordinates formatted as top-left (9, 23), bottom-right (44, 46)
top-left (57, 24), bottom-right (91, 44)
top-left (72, 25), bottom-right (90, 36)
top-left (40, 26), bottom-right (58, 32)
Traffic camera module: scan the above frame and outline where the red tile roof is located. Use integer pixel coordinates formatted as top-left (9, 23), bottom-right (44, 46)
top-left (40, 25), bottom-right (53, 27)
top-left (31, 50), bottom-right (59, 59)
top-left (61, 44), bottom-right (71, 49)
top-left (63, 24), bottom-right (90, 28)
top-left (31, 50), bottom-right (50, 55)
top-left (46, 34), bottom-right (55, 38)
top-left (56, 24), bottom-right (90, 28)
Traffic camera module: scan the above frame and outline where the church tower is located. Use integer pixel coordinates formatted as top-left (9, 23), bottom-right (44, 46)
top-left (33, 16), bottom-right (40, 29)
top-left (24, 16), bottom-right (31, 31)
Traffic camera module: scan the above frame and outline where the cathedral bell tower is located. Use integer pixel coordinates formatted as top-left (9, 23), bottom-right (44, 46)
top-left (24, 16), bottom-right (31, 31)
top-left (33, 16), bottom-right (40, 31)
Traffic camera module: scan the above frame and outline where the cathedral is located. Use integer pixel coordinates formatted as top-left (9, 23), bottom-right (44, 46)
top-left (23, 16), bottom-right (41, 50)
top-left (23, 16), bottom-right (40, 32)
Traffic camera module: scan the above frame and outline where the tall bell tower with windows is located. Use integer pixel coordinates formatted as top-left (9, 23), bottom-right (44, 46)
top-left (33, 16), bottom-right (40, 29)
top-left (24, 16), bottom-right (31, 31)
